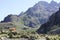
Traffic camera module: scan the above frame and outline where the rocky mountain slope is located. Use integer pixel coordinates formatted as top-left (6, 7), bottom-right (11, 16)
top-left (37, 8), bottom-right (60, 34)
top-left (1, 1), bottom-right (60, 28)
top-left (19, 1), bottom-right (59, 27)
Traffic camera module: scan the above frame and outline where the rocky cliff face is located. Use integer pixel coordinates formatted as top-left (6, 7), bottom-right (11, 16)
top-left (1, 1), bottom-right (60, 28)
top-left (19, 1), bottom-right (59, 27)
top-left (37, 8), bottom-right (60, 34)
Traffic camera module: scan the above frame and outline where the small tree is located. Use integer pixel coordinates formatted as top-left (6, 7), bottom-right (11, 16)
top-left (46, 37), bottom-right (50, 40)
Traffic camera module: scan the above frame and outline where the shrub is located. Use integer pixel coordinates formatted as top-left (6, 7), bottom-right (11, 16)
top-left (8, 32), bottom-right (13, 38)
top-left (29, 36), bottom-right (36, 40)
top-left (11, 32), bottom-right (17, 35)
top-left (20, 35), bottom-right (29, 38)
top-left (46, 37), bottom-right (50, 40)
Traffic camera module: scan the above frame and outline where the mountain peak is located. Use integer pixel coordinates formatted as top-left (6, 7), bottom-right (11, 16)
top-left (19, 1), bottom-right (59, 27)
top-left (50, 0), bottom-right (57, 5)
top-left (1, 1), bottom-right (60, 28)
top-left (36, 1), bottom-right (49, 6)
top-left (38, 1), bottom-right (48, 3)
top-left (51, 0), bottom-right (55, 2)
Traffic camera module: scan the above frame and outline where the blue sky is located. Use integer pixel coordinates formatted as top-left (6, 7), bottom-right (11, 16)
top-left (0, 0), bottom-right (60, 21)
